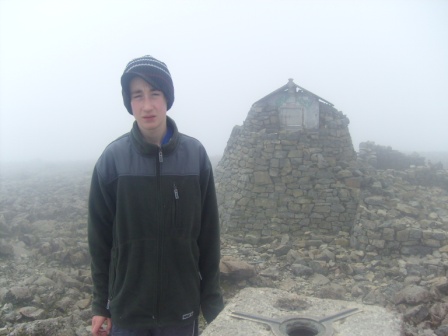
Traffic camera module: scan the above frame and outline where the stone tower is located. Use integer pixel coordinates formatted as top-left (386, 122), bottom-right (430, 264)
top-left (215, 79), bottom-right (360, 243)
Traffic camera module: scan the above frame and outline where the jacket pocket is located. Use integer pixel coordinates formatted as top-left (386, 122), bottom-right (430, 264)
top-left (108, 248), bottom-right (118, 301)
top-left (172, 183), bottom-right (183, 235)
top-left (168, 179), bottom-right (200, 238)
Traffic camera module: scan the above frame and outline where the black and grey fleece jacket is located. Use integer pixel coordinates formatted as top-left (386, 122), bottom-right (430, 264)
top-left (88, 117), bottom-right (224, 329)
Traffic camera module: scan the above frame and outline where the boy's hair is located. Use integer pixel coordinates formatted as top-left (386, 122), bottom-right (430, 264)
top-left (121, 55), bottom-right (174, 114)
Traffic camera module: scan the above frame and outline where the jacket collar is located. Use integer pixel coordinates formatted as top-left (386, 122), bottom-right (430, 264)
top-left (130, 116), bottom-right (179, 156)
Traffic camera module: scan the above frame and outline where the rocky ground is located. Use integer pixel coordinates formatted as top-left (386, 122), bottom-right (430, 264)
top-left (0, 160), bottom-right (448, 335)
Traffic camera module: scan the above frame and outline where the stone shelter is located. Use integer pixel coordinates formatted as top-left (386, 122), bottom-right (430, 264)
top-left (215, 79), bottom-right (360, 243)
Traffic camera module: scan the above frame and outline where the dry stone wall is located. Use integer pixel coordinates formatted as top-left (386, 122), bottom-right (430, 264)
top-left (358, 141), bottom-right (426, 170)
top-left (215, 82), bottom-right (448, 261)
top-left (215, 96), bottom-right (359, 243)
top-left (352, 165), bottom-right (448, 259)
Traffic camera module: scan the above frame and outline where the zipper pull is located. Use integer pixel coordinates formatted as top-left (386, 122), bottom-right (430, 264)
top-left (158, 149), bottom-right (163, 163)
top-left (174, 184), bottom-right (179, 199)
top-left (106, 299), bottom-right (111, 310)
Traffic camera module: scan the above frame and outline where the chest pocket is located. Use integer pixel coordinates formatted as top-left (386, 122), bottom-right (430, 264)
top-left (169, 180), bottom-right (201, 238)
top-left (172, 183), bottom-right (182, 233)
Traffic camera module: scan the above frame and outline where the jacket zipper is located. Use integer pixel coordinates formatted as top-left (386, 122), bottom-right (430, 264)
top-left (158, 149), bottom-right (163, 163)
top-left (107, 249), bottom-right (117, 310)
top-left (155, 148), bottom-right (164, 321)
top-left (173, 184), bottom-right (179, 200)
top-left (173, 184), bottom-right (179, 229)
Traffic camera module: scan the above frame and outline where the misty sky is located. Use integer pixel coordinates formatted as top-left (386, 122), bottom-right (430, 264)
top-left (0, 0), bottom-right (447, 163)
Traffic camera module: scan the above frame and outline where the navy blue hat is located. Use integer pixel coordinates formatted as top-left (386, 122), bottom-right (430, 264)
top-left (121, 55), bottom-right (175, 114)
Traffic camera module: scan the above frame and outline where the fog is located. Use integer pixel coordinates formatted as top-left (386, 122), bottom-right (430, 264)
top-left (0, 0), bottom-right (447, 165)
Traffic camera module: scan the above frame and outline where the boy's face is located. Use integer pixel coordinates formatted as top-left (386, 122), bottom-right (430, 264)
top-left (129, 76), bottom-right (167, 138)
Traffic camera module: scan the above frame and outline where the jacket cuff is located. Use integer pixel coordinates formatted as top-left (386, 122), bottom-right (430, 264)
top-left (91, 303), bottom-right (111, 318)
top-left (201, 298), bottom-right (224, 324)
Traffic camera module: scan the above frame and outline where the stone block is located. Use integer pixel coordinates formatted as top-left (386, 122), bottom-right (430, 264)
top-left (396, 203), bottom-right (420, 217)
top-left (367, 231), bottom-right (381, 239)
top-left (334, 237), bottom-right (350, 247)
top-left (364, 196), bottom-right (384, 206)
top-left (254, 171), bottom-right (272, 185)
top-left (331, 204), bottom-right (345, 213)
top-left (345, 177), bottom-right (361, 188)
top-left (396, 229), bottom-right (410, 242)
top-left (382, 227), bottom-right (395, 241)
top-left (236, 198), bottom-right (250, 206)
top-left (422, 239), bottom-right (440, 248)
top-left (370, 239), bottom-right (386, 248)
top-left (287, 150), bottom-right (303, 158)
top-left (336, 169), bottom-right (353, 178)
top-left (401, 246), bottom-right (434, 256)
top-left (318, 222), bottom-right (332, 230)
top-left (409, 228), bottom-right (423, 240)
top-left (314, 205), bottom-right (331, 213)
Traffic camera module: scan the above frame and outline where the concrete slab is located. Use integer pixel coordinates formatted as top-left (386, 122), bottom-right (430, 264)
top-left (202, 287), bottom-right (403, 336)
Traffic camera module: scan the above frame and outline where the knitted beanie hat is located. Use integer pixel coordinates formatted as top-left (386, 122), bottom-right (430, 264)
top-left (121, 55), bottom-right (175, 114)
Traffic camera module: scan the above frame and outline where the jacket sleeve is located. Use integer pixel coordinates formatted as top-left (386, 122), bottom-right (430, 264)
top-left (197, 155), bottom-right (224, 323)
top-left (88, 165), bottom-right (115, 318)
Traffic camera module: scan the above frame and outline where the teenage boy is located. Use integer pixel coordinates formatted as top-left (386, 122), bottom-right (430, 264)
top-left (88, 55), bottom-right (224, 336)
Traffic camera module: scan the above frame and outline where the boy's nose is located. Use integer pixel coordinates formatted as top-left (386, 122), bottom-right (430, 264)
top-left (142, 96), bottom-right (153, 110)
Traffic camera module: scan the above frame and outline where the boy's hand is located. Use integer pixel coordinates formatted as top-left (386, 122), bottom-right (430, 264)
top-left (91, 315), bottom-right (112, 336)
